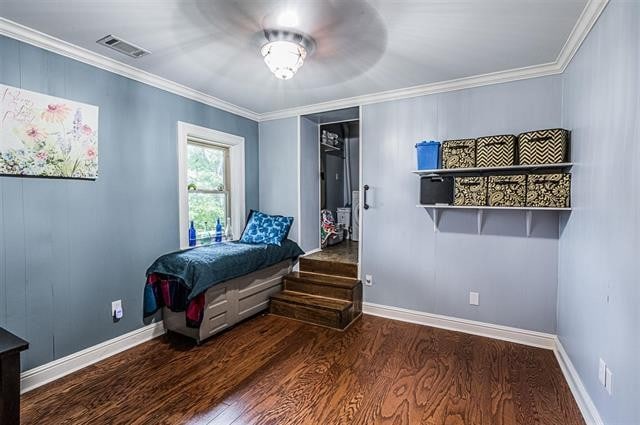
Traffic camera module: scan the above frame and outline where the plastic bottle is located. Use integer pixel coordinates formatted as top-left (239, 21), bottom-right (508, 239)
top-left (188, 221), bottom-right (197, 247)
top-left (215, 218), bottom-right (223, 242)
top-left (225, 217), bottom-right (233, 241)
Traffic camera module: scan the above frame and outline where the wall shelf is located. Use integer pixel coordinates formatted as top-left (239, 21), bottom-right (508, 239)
top-left (417, 204), bottom-right (571, 236)
top-left (412, 162), bottom-right (573, 176)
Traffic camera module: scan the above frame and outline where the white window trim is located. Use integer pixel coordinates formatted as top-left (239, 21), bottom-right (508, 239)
top-left (177, 121), bottom-right (245, 249)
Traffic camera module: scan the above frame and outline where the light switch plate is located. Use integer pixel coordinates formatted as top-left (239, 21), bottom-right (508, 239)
top-left (598, 358), bottom-right (606, 386)
top-left (605, 367), bottom-right (613, 395)
top-left (469, 292), bottom-right (479, 306)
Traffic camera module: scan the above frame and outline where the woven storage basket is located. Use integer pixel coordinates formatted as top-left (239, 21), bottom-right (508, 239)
top-left (488, 175), bottom-right (526, 207)
top-left (526, 173), bottom-right (571, 207)
top-left (454, 176), bottom-right (487, 206)
top-left (441, 139), bottom-right (476, 169)
top-left (476, 135), bottom-right (517, 167)
top-left (518, 129), bottom-right (569, 165)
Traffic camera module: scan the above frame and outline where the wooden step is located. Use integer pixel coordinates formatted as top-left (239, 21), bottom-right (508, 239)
top-left (299, 257), bottom-right (358, 279)
top-left (270, 291), bottom-right (357, 330)
top-left (284, 272), bottom-right (361, 303)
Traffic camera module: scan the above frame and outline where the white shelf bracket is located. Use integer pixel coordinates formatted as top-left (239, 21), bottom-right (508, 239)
top-left (433, 208), bottom-right (440, 232)
top-left (477, 210), bottom-right (484, 234)
top-left (526, 210), bottom-right (533, 237)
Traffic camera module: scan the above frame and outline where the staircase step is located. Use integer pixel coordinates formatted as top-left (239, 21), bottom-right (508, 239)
top-left (271, 291), bottom-right (352, 311)
top-left (286, 272), bottom-right (360, 288)
top-left (270, 291), bottom-right (355, 330)
top-left (299, 257), bottom-right (358, 279)
top-left (284, 272), bottom-right (361, 302)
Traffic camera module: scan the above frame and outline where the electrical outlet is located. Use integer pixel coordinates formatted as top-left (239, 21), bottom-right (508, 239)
top-left (605, 367), bottom-right (613, 395)
top-left (364, 274), bottom-right (373, 286)
top-left (598, 358), bottom-right (606, 386)
top-left (469, 291), bottom-right (479, 306)
top-left (112, 300), bottom-right (123, 321)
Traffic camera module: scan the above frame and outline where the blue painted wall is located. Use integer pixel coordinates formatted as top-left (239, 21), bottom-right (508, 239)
top-left (258, 117), bottom-right (299, 243)
top-left (558, 1), bottom-right (639, 424)
top-left (0, 35), bottom-right (259, 370)
top-left (361, 76), bottom-right (564, 333)
top-left (299, 117), bottom-right (320, 252)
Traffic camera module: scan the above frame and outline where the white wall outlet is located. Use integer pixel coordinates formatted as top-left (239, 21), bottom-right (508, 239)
top-left (364, 274), bottom-right (373, 286)
top-left (112, 300), bottom-right (123, 321)
top-left (469, 291), bottom-right (479, 306)
top-left (598, 358), bottom-right (606, 386)
top-left (605, 367), bottom-right (613, 395)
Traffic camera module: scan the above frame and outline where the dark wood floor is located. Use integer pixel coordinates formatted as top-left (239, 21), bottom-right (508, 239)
top-left (307, 239), bottom-right (358, 264)
top-left (21, 314), bottom-right (584, 425)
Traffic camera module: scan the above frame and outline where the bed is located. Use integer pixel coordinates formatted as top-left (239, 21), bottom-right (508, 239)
top-left (144, 239), bottom-right (304, 343)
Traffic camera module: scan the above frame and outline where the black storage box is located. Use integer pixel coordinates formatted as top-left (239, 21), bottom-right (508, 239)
top-left (420, 175), bottom-right (454, 205)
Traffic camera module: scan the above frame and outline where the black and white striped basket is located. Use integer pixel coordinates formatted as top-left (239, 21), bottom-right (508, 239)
top-left (476, 135), bottom-right (517, 168)
top-left (517, 129), bottom-right (569, 165)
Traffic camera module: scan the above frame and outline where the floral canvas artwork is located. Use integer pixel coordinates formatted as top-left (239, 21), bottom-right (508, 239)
top-left (1, 84), bottom-right (99, 179)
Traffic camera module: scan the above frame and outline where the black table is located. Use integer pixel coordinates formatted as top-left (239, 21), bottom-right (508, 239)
top-left (0, 328), bottom-right (28, 425)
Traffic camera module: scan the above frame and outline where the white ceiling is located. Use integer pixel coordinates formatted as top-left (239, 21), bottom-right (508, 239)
top-left (0, 0), bottom-right (589, 116)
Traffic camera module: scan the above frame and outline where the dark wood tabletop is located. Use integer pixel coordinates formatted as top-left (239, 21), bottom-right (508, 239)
top-left (0, 327), bottom-right (29, 356)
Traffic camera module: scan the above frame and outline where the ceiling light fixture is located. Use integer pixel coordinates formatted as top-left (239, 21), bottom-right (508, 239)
top-left (261, 29), bottom-right (315, 80)
top-left (277, 10), bottom-right (299, 27)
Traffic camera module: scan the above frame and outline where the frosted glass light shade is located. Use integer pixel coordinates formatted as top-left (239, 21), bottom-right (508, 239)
top-left (261, 40), bottom-right (307, 80)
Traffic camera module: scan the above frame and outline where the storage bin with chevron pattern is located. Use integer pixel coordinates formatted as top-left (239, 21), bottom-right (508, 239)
top-left (518, 129), bottom-right (569, 165)
top-left (488, 175), bottom-right (526, 207)
top-left (441, 139), bottom-right (476, 169)
top-left (476, 135), bottom-right (517, 167)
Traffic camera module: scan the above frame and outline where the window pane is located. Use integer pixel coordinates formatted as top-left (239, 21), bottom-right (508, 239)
top-left (187, 143), bottom-right (225, 191)
top-left (188, 192), bottom-right (227, 243)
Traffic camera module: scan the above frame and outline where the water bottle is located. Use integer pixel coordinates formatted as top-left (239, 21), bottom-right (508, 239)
top-left (225, 217), bottom-right (233, 241)
top-left (215, 218), bottom-right (223, 242)
top-left (188, 221), bottom-right (197, 247)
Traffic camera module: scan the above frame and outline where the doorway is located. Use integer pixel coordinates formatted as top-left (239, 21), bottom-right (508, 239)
top-left (298, 107), bottom-right (361, 274)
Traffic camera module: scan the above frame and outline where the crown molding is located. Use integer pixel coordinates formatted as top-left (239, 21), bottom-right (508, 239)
top-left (258, 0), bottom-right (608, 122)
top-left (258, 61), bottom-right (562, 121)
top-left (0, 17), bottom-right (261, 121)
top-left (556, 0), bottom-right (609, 73)
top-left (0, 0), bottom-right (608, 123)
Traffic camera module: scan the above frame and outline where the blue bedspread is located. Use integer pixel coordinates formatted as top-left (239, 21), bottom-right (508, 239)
top-left (145, 239), bottom-right (304, 301)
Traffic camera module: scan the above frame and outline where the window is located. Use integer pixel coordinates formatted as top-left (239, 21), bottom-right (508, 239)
top-left (178, 121), bottom-right (245, 249)
top-left (187, 139), bottom-right (230, 244)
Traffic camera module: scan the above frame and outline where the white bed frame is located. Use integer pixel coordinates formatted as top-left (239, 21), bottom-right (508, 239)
top-left (163, 260), bottom-right (293, 343)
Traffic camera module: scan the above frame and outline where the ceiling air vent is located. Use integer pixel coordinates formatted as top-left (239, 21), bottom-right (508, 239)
top-left (96, 35), bottom-right (150, 58)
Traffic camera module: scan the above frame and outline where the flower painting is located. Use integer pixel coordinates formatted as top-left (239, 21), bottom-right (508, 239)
top-left (1, 84), bottom-right (99, 179)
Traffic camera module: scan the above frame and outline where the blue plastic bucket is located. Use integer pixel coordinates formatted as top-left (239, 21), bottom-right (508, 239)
top-left (415, 141), bottom-right (440, 170)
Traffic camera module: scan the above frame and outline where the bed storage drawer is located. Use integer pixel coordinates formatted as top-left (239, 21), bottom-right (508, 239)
top-left (163, 260), bottom-right (293, 344)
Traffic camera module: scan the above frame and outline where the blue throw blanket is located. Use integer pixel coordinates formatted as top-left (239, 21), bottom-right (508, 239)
top-left (145, 239), bottom-right (304, 302)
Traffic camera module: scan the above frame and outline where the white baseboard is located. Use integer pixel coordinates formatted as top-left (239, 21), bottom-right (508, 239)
top-left (363, 302), bottom-right (556, 349)
top-left (20, 321), bottom-right (165, 393)
top-left (553, 337), bottom-right (605, 425)
top-left (363, 302), bottom-right (604, 425)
